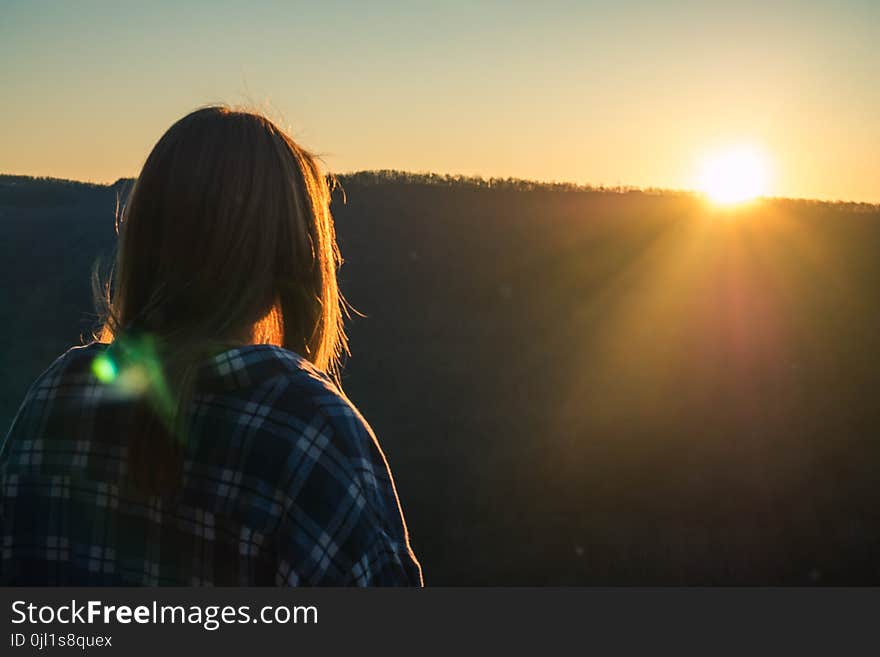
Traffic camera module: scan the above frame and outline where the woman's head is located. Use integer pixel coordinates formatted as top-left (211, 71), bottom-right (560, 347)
top-left (100, 105), bottom-right (346, 377)
top-left (96, 106), bottom-right (347, 494)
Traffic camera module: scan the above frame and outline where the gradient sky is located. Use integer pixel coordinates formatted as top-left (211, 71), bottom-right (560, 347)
top-left (1, 0), bottom-right (877, 202)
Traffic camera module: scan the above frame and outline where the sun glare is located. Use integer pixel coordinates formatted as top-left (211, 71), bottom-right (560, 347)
top-left (697, 145), bottom-right (772, 206)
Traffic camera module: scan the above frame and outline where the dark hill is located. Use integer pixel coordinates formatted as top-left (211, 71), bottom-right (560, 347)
top-left (2, 172), bottom-right (880, 584)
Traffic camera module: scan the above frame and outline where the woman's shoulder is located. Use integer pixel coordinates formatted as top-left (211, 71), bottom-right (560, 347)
top-left (204, 344), bottom-right (366, 429)
top-left (203, 344), bottom-right (339, 397)
top-left (2, 342), bottom-right (107, 448)
top-left (22, 342), bottom-right (107, 393)
top-left (204, 345), bottom-right (388, 493)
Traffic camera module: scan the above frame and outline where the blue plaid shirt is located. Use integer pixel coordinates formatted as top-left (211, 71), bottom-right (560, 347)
top-left (0, 343), bottom-right (422, 586)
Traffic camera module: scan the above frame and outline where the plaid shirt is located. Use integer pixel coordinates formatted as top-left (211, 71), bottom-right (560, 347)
top-left (0, 343), bottom-right (422, 586)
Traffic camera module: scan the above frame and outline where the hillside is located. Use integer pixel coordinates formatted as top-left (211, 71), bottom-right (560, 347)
top-left (2, 173), bottom-right (880, 584)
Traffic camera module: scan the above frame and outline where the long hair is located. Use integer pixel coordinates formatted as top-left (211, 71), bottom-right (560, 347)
top-left (94, 105), bottom-right (347, 495)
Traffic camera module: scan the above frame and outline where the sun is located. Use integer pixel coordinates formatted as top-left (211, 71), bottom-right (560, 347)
top-left (697, 145), bottom-right (772, 206)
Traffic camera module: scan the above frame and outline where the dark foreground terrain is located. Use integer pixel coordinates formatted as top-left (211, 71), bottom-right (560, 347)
top-left (2, 172), bottom-right (879, 584)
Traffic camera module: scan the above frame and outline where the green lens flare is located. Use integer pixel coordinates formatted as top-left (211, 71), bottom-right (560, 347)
top-left (93, 334), bottom-right (181, 442)
top-left (92, 354), bottom-right (118, 383)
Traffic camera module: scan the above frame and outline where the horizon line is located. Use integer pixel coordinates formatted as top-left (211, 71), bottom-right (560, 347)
top-left (1, 170), bottom-right (877, 209)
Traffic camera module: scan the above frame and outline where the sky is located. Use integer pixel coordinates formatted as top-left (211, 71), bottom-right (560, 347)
top-left (1, 0), bottom-right (877, 202)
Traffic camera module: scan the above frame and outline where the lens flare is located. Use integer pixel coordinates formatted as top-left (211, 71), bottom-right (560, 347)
top-left (91, 354), bottom-right (118, 383)
top-left (90, 336), bottom-right (169, 411)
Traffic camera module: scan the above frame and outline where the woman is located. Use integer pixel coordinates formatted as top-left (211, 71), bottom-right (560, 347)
top-left (0, 106), bottom-right (422, 586)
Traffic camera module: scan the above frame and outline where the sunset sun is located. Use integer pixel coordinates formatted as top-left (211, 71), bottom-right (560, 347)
top-left (697, 145), bottom-right (772, 206)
